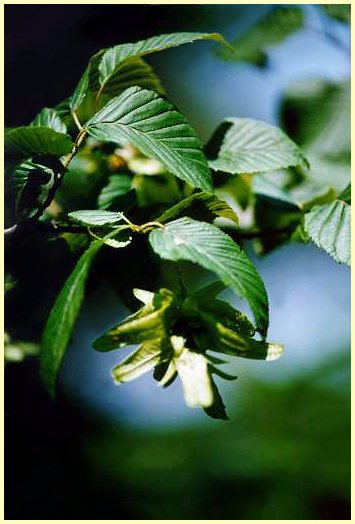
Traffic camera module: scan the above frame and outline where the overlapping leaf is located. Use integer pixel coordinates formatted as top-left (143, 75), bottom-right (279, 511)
top-left (5, 126), bottom-right (73, 157)
top-left (149, 217), bottom-right (269, 336)
top-left (208, 118), bottom-right (307, 174)
top-left (156, 191), bottom-right (239, 224)
top-left (31, 107), bottom-right (67, 134)
top-left (95, 32), bottom-right (228, 97)
top-left (86, 86), bottom-right (212, 190)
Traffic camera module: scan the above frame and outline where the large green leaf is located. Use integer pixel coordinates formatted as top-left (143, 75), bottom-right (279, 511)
top-left (216, 7), bottom-right (303, 66)
top-left (208, 118), bottom-right (307, 174)
top-left (86, 86), bottom-right (212, 190)
top-left (31, 107), bottom-right (67, 134)
top-left (156, 191), bottom-right (239, 225)
top-left (5, 126), bottom-right (73, 157)
top-left (304, 190), bottom-right (351, 266)
top-left (95, 32), bottom-right (227, 96)
top-left (149, 217), bottom-right (269, 336)
top-left (41, 241), bottom-right (102, 395)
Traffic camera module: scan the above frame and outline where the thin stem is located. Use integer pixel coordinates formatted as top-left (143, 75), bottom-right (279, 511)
top-left (95, 84), bottom-right (105, 111)
top-left (71, 111), bottom-right (83, 132)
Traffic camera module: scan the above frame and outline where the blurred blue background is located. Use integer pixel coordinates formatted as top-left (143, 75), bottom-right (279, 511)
top-left (5, 4), bottom-right (350, 520)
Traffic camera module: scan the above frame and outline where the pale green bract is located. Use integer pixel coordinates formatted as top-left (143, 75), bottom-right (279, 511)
top-left (208, 117), bottom-right (307, 174)
top-left (86, 86), bottom-right (212, 190)
top-left (149, 217), bottom-right (269, 336)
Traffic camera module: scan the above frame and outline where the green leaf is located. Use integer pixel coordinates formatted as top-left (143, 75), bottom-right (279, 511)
top-left (95, 32), bottom-right (228, 97)
top-left (322, 4), bottom-right (351, 23)
top-left (68, 209), bottom-right (125, 227)
top-left (304, 193), bottom-right (351, 265)
top-left (86, 86), bottom-right (212, 190)
top-left (41, 240), bottom-right (102, 395)
top-left (93, 288), bottom-right (178, 351)
top-left (31, 107), bottom-right (67, 134)
top-left (156, 191), bottom-right (239, 225)
top-left (339, 183), bottom-right (351, 204)
top-left (96, 58), bottom-right (165, 99)
top-left (112, 339), bottom-right (165, 384)
top-left (281, 79), bottom-right (350, 160)
top-left (5, 126), bottom-right (73, 157)
top-left (11, 155), bottom-right (64, 220)
top-left (98, 174), bottom-right (133, 209)
top-left (149, 217), bottom-right (269, 336)
top-left (216, 7), bottom-right (303, 66)
top-left (208, 118), bottom-right (307, 174)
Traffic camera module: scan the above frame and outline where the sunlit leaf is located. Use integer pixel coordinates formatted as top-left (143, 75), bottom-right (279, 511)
top-left (208, 118), bottom-right (307, 174)
top-left (304, 190), bottom-right (351, 265)
top-left (86, 86), bottom-right (212, 190)
top-left (149, 217), bottom-right (269, 336)
top-left (95, 32), bottom-right (229, 96)
top-left (68, 209), bottom-right (124, 227)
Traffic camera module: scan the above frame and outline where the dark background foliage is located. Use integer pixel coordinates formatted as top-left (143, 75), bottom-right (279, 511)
top-left (5, 4), bottom-right (350, 520)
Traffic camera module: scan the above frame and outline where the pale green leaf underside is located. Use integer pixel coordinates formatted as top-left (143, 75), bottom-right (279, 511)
top-left (5, 127), bottom-right (73, 157)
top-left (41, 241), bottom-right (102, 395)
top-left (86, 86), bottom-right (212, 190)
top-left (97, 32), bottom-right (228, 91)
top-left (304, 198), bottom-right (351, 265)
top-left (68, 209), bottom-right (124, 227)
top-left (149, 217), bottom-right (269, 336)
top-left (31, 107), bottom-right (67, 134)
top-left (208, 118), bottom-right (307, 174)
